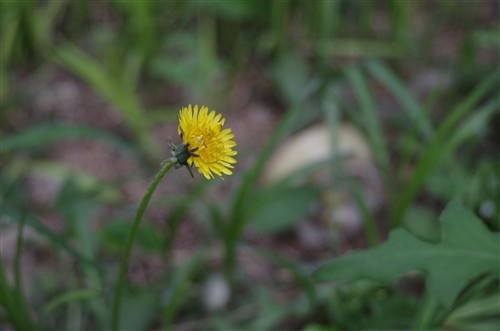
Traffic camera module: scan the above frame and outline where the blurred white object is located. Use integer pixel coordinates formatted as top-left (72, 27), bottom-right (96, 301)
top-left (262, 123), bottom-right (372, 184)
top-left (262, 123), bottom-right (383, 237)
top-left (202, 274), bottom-right (230, 311)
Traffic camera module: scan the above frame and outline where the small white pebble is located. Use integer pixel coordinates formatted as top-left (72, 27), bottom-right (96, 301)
top-left (203, 274), bottom-right (230, 311)
top-left (479, 200), bottom-right (495, 218)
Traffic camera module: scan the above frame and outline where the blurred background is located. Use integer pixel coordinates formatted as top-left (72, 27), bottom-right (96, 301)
top-left (1, 1), bottom-right (499, 330)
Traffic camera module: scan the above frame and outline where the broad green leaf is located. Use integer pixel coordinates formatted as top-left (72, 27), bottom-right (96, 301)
top-left (314, 202), bottom-right (499, 307)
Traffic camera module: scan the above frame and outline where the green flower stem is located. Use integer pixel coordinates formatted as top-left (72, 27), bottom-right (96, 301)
top-left (111, 160), bottom-right (174, 331)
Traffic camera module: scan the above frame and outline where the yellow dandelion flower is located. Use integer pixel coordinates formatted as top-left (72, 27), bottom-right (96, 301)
top-left (171, 104), bottom-right (237, 179)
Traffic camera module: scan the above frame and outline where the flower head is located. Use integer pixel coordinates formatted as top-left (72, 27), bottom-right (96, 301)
top-left (174, 104), bottom-right (237, 179)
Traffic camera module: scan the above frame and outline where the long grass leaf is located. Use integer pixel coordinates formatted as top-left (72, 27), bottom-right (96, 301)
top-left (32, 0), bottom-right (67, 52)
top-left (227, 103), bottom-right (305, 272)
top-left (1, 122), bottom-right (138, 155)
top-left (345, 66), bottom-right (389, 170)
top-left (14, 211), bottom-right (28, 310)
top-left (161, 249), bottom-right (205, 327)
top-left (52, 44), bottom-right (156, 158)
top-left (41, 289), bottom-right (100, 316)
top-left (393, 73), bottom-right (499, 225)
top-left (366, 60), bottom-right (433, 138)
top-left (255, 247), bottom-right (317, 305)
top-left (348, 180), bottom-right (381, 246)
top-left (0, 262), bottom-right (38, 330)
top-left (1, 204), bottom-right (95, 267)
top-left (4, 160), bottom-right (121, 204)
top-left (72, 208), bottom-right (108, 325)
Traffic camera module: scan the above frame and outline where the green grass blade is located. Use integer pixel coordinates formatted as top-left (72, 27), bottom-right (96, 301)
top-left (366, 60), bottom-right (433, 138)
top-left (227, 103), bottom-right (305, 273)
top-left (127, 1), bottom-right (155, 60)
top-left (4, 160), bottom-right (121, 204)
top-left (445, 96), bottom-right (499, 149)
top-left (393, 73), bottom-right (499, 225)
top-left (229, 105), bottom-right (306, 217)
top-left (0, 261), bottom-right (38, 330)
top-left (14, 211), bottom-right (28, 309)
top-left (345, 66), bottom-right (389, 170)
top-left (161, 249), bottom-right (205, 327)
top-left (41, 289), bottom-right (100, 316)
top-left (31, 0), bottom-right (67, 53)
top-left (271, 0), bottom-right (289, 54)
top-left (0, 6), bottom-right (20, 67)
top-left (1, 204), bottom-right (96, 268)
top-left (162, 181), bottom-right (208, 255)
top-left (255, 248), bottom-right (317, 305)
top-left (388, 0), bottom-right (412, 51)
top-left (411, 294), bottom-right (442, 329)
top-left (348, 180), bottom-right (381, 246)
top-left (72, 209), bottom-right (108, 325)
top-left (52, 44), bottom-right (157, 159)
top-left (0, 122), bottom-right (138, 155)
top-left (446, 294), bottom-right (500, 324)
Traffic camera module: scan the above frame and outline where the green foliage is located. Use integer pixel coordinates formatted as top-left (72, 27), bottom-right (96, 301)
top-left (0, 122), bottom-right (138, 155)
top-left (0, 239), bottom-right (37, 331)
top-left (324, 281), bottom-right (417, 330)
top-left (52, 44), bottom-right (157, 159)
top-left (1, 204), bottom-right (95, 268)
top-left (99, 219), bottom-right (163, 253)
top-left (444, 292), bottom-right (500, 331)
top-left (391, 73), bottom-right (499, 226)
top-left (1, 1), bottom-right (498, 330)
top-left (345, 65), bottom-right (389, 170)
top-left (314, 202), bottom-right (499, 307)
top-left (366, 60), bottom-right (433, 139)
top-left (249, 184), bottom-right (321, 234)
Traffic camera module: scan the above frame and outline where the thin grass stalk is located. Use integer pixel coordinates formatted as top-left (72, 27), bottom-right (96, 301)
top-left (348, 181), bottom-right (380, 246)
top-left (345, 66), bottom-right (389, 170)
top-left (74, 212), bottom-right (108, 325)
top-left (14, 210), bottom-right (27, 305)
top-left (271, 0), bottom-right (289, 54)
top-left (198, 9), bottom-right (217, 88)
top-left (366, 60), bottom-right (433, 138)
